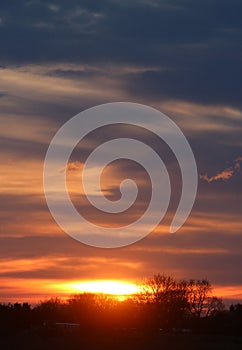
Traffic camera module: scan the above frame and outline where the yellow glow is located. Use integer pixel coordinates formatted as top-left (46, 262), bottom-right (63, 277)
top-left (67, 280), bottom-right (140, 296)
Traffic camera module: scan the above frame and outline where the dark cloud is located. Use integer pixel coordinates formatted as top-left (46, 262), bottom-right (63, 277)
top-left (125, 60), bottom-right (242, 108)
top-left (0, 0), bottom-right (241, 107)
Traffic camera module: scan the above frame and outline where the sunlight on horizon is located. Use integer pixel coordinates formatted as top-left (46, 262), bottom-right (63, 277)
top-left (65, 280), bottom-right (141, 296)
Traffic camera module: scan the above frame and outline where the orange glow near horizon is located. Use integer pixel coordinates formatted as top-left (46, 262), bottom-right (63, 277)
top-left (65, 280), bottom-right (141, 296)
top-left (0, 278), bottom-right (141, 304)
top-left (1, 277), bottom-right (242, 306)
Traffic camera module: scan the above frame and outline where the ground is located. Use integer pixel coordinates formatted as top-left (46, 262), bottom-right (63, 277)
top-left (1, 330), bottom-right (242, 350)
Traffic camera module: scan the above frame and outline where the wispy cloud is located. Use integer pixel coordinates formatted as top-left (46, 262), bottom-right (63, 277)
top-left (200, 157), bottom-right (242, 183)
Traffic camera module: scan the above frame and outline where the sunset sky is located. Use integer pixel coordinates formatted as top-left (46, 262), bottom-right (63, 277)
top-left (1, 0), bottom-right (242, 304)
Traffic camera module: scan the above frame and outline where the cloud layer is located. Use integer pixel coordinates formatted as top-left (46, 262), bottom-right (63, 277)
top-left (0, 0), bottom-right (241, 303)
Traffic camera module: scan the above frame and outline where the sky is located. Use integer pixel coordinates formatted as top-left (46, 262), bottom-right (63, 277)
top-left (1, 0), bottom-right (242, 304)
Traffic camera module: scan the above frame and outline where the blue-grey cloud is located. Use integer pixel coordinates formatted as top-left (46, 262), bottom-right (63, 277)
top-left (0, 0), bottom-right (241, 107)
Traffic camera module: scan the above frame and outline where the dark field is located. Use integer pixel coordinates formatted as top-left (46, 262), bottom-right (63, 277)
top-left (1, 330), bottom-right (242, 350)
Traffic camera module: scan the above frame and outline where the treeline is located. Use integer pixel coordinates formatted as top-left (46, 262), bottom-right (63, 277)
top-left (0, 274), bottom-right (242, 336)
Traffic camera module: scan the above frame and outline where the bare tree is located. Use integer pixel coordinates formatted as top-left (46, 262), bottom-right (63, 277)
top-left (205, 296), bottom-right (225, 317)
top-left (139, 275), bottom-right (224, 323)
top-left (184, 279), bottom-right (224, 318)
top-left (138, 274), bottom-right (188, 329)
top-left (140, 274), bottom-right (176, 304)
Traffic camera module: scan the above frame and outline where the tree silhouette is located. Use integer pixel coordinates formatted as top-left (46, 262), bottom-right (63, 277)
top-left (184, 279), bottom-right (224, 318)
top-left (139, 274), bottom-right (188, 329)
top-left (138, 274), bottom-right (225, 329)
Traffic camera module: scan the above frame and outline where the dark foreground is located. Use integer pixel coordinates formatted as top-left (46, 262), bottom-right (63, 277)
top-left (1, 330), bottom-right (242, 350)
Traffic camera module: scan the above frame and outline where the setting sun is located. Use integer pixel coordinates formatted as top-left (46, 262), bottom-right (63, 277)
top-left (66, 280), bottom-right (140, 296)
